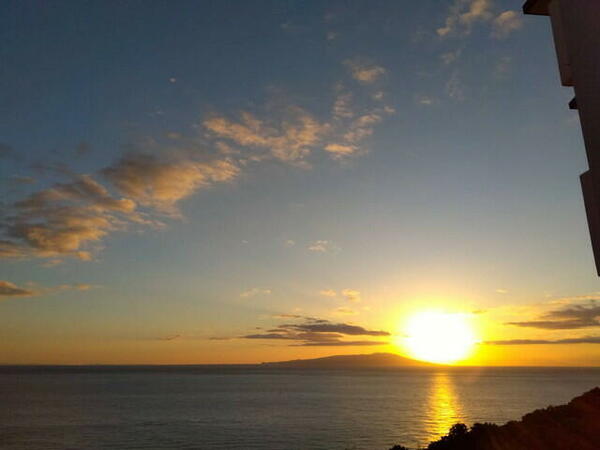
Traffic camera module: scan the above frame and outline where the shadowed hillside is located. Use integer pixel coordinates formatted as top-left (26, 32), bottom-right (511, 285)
top-left (261, 352), bottom-right (439, 369)
top-left (390, 387), bottom-right (600, 450)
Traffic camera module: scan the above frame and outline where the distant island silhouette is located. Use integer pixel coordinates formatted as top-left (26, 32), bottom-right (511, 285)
top-left (260, 352), bottom-right (440, 369)
top-left (389, 387), bottom-right (600, 450)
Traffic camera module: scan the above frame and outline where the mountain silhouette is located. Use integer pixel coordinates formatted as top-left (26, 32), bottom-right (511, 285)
top-left (260, 352), bottom-right (439, 369)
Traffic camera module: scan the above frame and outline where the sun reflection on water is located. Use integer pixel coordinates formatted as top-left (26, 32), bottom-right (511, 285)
top-left (426, 372), bottom-right (464, 441)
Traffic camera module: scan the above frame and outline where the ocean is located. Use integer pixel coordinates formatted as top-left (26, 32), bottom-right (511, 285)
top-left (1, 366), bottom-right (598, 449)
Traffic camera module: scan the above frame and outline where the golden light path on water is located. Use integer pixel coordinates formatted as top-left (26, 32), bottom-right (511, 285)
top-left (425, 372), bottom-right (465, 442)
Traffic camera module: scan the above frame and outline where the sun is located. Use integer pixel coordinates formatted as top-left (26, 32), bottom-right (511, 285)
top-left (400, 310), bottom-right (477, 364)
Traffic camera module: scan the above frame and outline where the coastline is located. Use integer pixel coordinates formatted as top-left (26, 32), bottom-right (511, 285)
top-left (390, 387), bottom-right (600, 450)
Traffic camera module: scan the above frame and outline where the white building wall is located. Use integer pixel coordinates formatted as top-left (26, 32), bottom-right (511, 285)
top-left (525, 0), bottom-right (600, 274)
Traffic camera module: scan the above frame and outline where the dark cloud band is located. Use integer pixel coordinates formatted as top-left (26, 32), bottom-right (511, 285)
top-left (235, 317), bottom-right (389, 347)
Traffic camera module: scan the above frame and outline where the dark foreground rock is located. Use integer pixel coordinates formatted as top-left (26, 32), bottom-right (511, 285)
top-left (390, 387), bottom-right (600, 450)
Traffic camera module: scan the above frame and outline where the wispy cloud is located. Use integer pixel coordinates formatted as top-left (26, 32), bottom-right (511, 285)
top-left (491, 10), bottom-right (523, 39)
top-left (205, 62), bottom-right (393, 163)
top-left (41, 260), bottom-right (60, 268)
top-left (435, 2), bottom-right (521, 103)
top-left (445, 70), bottom-right (465, 101)
top-left (415, 95), bottom-right (435, 106)
top-left (10, 176), bottom-right (37, 185)
top-left (295, 340), bottom-right (386, 347)
top-left (341, 288), bottom-right (361, 303)
top-left (0, 281), bottom-right (35, 297)
top-left (159, 334), bottom-right (182, 341)
top-left (279, 321), bottom-right (388, 336)
top-left (494, 56), bottom-right (513, 79)
top-left (1, 59), bottom-right (393, 262)
top-left (240, 288), bottom-right (272, 298)
top-left (203, 108), bottom-right (327, 166)
top-left (507, 302), bottom-right (600, 330)
top-left (437, 1), bottom-right (522, 39)
top-left (1, 174), bottom-right (140, 261)
top-left (236, 316), bottom-right (389, 347)
top-left (344, 59), bottom-right (387, 84)
top-left (319, 288), bottom-right (361, 304)
top-left (1, 153), bottom-right (239, 262)
top-left (56, 283), bottom-right (95, 291)
top-left (0, 280), bottom-right (97, 300)
top-left (319, 289), bottom-right (337, 298)
top-left (326, 31), bottom-right (338, 41)
top-left (486, 336), bottom-right (600, 345)
top-left (437, 0), bottom-right (493, 37)
top-left (307, 240), bottom-right (338, 253)
top-left (325, 91), bottom-right (392, 159)
top-left (332, 91), bottom-right (354, 119)
top-left (334, 307), bottom-right (358, 316)
top-left (243, 333), bottom-right (297, 340)
top-left (441, 49), bottom-right (462, 65)
top-left (0, 241), bottom-right (29, 259)
top-left (103, 153), bottom-right (239, 216)
top-left (271, 313), bottom-right (305, 319)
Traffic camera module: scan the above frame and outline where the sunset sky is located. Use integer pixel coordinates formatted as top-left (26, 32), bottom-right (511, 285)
top-left (1, 0), bottom-right (599, 366)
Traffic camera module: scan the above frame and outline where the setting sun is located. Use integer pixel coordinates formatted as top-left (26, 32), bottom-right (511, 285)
top-left (401, 311), bottom-right (477, 364)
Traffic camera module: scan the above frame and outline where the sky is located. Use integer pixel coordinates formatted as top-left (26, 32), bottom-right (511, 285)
top-left (1, 0), bottom-right (599, 366)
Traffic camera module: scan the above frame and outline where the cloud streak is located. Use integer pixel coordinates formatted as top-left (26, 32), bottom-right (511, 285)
top-left (486, 336), bottom-right (600, 345)
top-left (240, 288), bottom-right (272, 298)
top-left (507, 303), bottom-right (600, 330)
top-left (282, 322), bottom-right (388, 336)
top-left (1, 174), bottom-right (140, 261)
top-left (1, 153), bottom-right (239, 262)
top-left (341, 289), bottom-right (361, 303)
top-left (0, 280), bottom-right (97, 300)
top-left (0, 281), bottom-right (35, 297)
top-left (319, 289), bottom-right (337, 298)
top-left (102, 153), bottom-right (239, 216)
top-left (237, 316), bottom-right (389, 347)
top-left (308, 240), bottom-right (338, 253)
top-left (293, 340), bottom-right (387, 347)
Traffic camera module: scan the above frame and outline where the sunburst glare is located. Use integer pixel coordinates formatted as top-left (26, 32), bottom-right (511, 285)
top-left (400, 311), bottom-right (477, 364)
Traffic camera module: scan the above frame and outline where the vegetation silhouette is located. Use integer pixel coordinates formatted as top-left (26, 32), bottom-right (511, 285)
top-left (388, 388), bottom-right (600, 450)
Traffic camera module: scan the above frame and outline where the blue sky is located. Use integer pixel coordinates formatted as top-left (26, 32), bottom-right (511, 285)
top-left (1, 0), bottom-right (599, 365)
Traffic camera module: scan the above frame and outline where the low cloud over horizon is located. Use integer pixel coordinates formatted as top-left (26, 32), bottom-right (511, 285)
top-left (507, 302), bottom-right (600, 330)
top-left (239, 316), bottom-right (389, 347)
top-left (486, 336), bottom-right (600, 345)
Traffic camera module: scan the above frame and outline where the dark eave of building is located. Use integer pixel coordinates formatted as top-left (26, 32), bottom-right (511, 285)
top-left (523, 0), bottom-right (551, 16)
top-left (569, 97), bottom-right (578, 110)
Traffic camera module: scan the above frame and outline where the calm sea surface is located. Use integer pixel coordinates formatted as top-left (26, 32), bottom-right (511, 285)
top-left (1, 366), bottom-right (599, 450)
